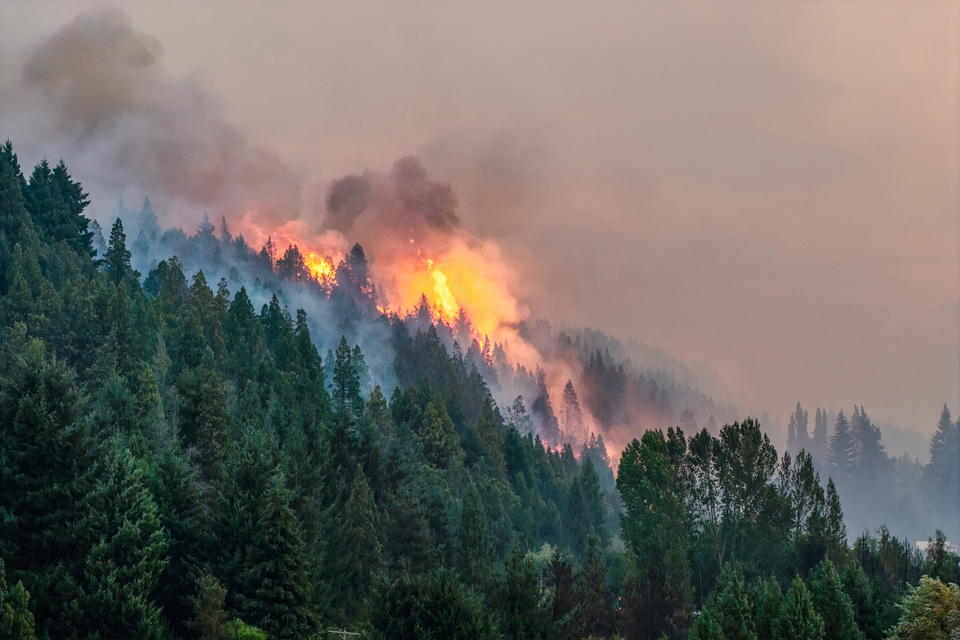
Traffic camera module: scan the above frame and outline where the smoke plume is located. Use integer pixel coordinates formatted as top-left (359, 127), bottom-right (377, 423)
top-left (12, 7), bottom-right (302, 228)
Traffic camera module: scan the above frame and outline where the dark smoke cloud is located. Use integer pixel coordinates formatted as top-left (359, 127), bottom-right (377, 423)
top-left (322, 155), bottom-right (460, 252)
top-left (13, 7), bottom-right (302, 226)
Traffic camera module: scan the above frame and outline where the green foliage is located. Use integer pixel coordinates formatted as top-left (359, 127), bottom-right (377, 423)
top-left (885, 576), bottom-right (960, 640)
top-left (191, 571), bottom-right (228, 640)
top-left (82, 442), bottom-right (169, 639)
top-left (807, 560), bottom-right (863, 640)
top-left (1, 561), bottom-right (37, 640)
top-left (773, 576), bottom-right (825, 640)
top-left (370, 569), bottom-right (497, 640)
top-left (689, 609), bottom-right (723, 640)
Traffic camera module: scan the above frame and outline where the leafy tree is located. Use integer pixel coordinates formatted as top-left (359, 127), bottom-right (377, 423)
top-left (191, 571), bottom-right (228, 640)
top-left (617, 429), bottom-right (693, 639)
top-left (885, 576), bottom-right (960, 640)
top-left (1, 560), bottom-right (37, 640)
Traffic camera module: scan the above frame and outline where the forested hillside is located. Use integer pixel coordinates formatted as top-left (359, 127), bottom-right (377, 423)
top-left (1, 142), bottom-right (958, 640)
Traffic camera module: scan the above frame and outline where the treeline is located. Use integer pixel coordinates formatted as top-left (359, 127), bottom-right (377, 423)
top-left (784, 401), bottom-right (960, 544)
top-left (2, 141), bottom-right (958, 640)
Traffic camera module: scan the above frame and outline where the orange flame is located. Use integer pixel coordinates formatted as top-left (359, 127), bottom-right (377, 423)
top-left (233, 212), bottom-right (537, 367)
top-left (304, 251), bottom-right (334, 281)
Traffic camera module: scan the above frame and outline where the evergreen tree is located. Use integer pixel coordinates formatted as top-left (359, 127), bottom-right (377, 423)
top-left (104, 218), bottom-right (140, 286)
top-left (559, 380), bottom-right (584, 437)
top-left (713, 564), bottom-right (757, 640)
top-left (925, 405), bottom-right (960, 523)
top-left (82, 444), bottom-right (168, 640)
top-left (689, 608), bottom-right (723, 640)
top-left (576, 533), bottom-right (615, 638)
top-left (807, 560), bottom-right (863, 640)
top-left (828, 410), bottom-right (855, 480)
top-left (751, 576), bottom-right (782, 640)
top-left (788, 402), bottom-right (809, 452)
top-left (841, 562), bottom-right (883, 640)
top-left (0, 338), bottom-right (100, 638)
top-left (458, 482), bottom-right (495, 587)
top-left (326, 465), bottom-right (382, 624)
top-left (773, 576), bottom-right (825, 640)
top-left (331, 336), bottom-right (363, 422)
top-left (496, 545), bottom-right (548, 640)
top-left (851, 406), bottom-right (886, 476)
top-left (824, 478), bottom-right (847, 563)
top-left (239, 469), bottom-right (315, 640)
top-left (812, 408), bottom-right (828, 461)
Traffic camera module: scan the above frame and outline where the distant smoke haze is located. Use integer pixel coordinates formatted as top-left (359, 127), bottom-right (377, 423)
top-left (2, 2), bottom-right (957, 437)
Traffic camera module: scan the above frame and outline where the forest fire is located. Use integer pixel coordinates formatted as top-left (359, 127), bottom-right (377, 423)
top-left (235, 210), bottom-right (533, 362)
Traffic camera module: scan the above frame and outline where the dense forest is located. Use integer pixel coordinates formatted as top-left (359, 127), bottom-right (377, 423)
top-left (1, 141), bottom-right (959, 640)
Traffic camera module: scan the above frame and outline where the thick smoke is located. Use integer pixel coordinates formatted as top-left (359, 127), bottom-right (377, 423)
top-left (322, 155), bottom-right (459, 246)
top-left (12, 7), bottom-right (302, 228)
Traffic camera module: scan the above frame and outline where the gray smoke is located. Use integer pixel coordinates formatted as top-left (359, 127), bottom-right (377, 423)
top-left (12, 7), bottom-right (302, 227)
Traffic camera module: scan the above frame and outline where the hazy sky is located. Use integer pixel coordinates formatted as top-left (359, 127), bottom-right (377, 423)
top-left (2, 2), bottom-right (957, 436)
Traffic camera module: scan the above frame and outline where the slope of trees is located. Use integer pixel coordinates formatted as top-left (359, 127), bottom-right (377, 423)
top-left (1, 142), bottom-right (956, 639)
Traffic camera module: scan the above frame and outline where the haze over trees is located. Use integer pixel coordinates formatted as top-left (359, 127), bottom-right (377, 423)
top-left (1, 142), bottom-right (958, 639)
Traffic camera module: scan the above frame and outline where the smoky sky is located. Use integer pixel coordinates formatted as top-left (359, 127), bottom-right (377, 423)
top-left (2, 2), bottom-right (957, 441)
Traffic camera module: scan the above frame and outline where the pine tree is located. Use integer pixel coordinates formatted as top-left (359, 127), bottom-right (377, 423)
top-left (559, 380), bottom-right (584, 437)
top-left (331, 336), bottom-right (363, 422)
top-left (82, 443), bottom-right (168, 640)
top-left (689, 608), bottom-right (723, 640)
top-left (824, 478), bottom-right (847, 563)
top-left (239, 470), bottom-right (315, 640)
top-left (326, 465), bottom-right (381, 624)
top-left (458, 482), bottom-right (495, 587)
top-left (812, 408), bottom-right (829, 461)
top-left (925, 405), bottom-right (960, 523)
top-left (752, 576), bottom-right (782, 640)
top-left (0, 338), bottom-right (100, 638)
top-left (828, 410), bottom-right (855, 480)
top-left (788, 402), bottom-right (809, 451)
top-left (773, 577), bottom-right (825, 640)
top-left (104, 217), bottom-right (140, 285)
top-left (576, 533), bottom-right (614, 638)
top-left (713, 564), bottom-right (757, 640)
top-left (851, 406), bottom-right (886, 476)
top-left (807, 560), bottom-right (863, 640)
